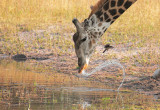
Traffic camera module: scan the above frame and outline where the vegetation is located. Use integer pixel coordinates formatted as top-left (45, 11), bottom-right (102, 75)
top-left (0, 0), bottom-right (160, 108)
top-left (0, 0), bottom-right (96, 32)
top-left (0, 0), bottom-right (159, 77)
top-left (0, 0), bottom-right (159, 53)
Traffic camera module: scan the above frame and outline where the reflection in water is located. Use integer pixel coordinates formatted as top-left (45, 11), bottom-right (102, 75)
top-left (0, 59), bottom-right (160, 110)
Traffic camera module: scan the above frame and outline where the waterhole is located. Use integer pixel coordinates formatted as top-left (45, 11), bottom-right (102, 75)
top-left (0, 59), bottom-right (159, 110)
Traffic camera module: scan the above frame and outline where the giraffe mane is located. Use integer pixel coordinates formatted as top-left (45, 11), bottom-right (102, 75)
top-left (89, 0), bottom-right (108, 18)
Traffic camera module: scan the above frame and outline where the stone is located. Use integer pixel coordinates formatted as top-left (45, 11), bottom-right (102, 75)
top-left (12, 54), bottom-right (27, 62)
top-left (153, 69), bottom-right (160, 79)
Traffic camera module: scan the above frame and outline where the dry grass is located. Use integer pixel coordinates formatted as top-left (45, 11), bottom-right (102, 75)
top-left (0, 0), bottom-right (159, 66)
top-left (0, 0), bottom-right (159, 33)
top-left (0, 0), bottom-right (96, 33)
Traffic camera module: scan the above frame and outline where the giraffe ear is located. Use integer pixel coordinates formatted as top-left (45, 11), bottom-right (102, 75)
top-left (72, 18), bottom-right (82, 33)
top-left (89, 15), bottom-right (97, 27)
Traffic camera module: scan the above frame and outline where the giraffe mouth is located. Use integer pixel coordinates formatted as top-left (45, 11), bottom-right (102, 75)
top-left (79, 64), bottom-right (88, 74)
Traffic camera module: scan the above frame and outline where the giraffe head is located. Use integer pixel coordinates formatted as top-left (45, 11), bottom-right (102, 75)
top-left (72, 15), bottom-right (108, 74)
top-left (72, 18), bottom-right (93, 74)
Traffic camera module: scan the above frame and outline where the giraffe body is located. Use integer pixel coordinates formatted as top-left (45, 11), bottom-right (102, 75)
top-left (72, 0), bottom-right (137, 74)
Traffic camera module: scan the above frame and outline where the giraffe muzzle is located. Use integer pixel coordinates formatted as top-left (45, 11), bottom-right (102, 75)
top-left (79, 64), bottom-right (88, 74)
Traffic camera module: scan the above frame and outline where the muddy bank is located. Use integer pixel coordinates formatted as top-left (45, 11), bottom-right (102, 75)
top-left (0, 52), bottom-right (159, 96)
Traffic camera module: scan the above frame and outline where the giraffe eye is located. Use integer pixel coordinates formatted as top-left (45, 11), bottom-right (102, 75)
top-left (81, 37), bottom-right (87, 42)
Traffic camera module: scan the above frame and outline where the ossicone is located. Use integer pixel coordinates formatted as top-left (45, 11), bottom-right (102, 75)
top-left (72, 18), bottom-right (82, 33)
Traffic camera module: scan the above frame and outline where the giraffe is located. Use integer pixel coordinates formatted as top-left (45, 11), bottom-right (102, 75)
top-left (72, 0), bottom-right (137, 74)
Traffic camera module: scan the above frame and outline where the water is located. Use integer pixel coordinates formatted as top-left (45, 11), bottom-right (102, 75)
top-left (0, 59), bottom-right (160, 110)
top-left (81, 60), bottom-right (126, 91)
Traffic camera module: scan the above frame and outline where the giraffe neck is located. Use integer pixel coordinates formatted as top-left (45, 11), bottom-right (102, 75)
top-left (86, 0), bottom-right (137, 39)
